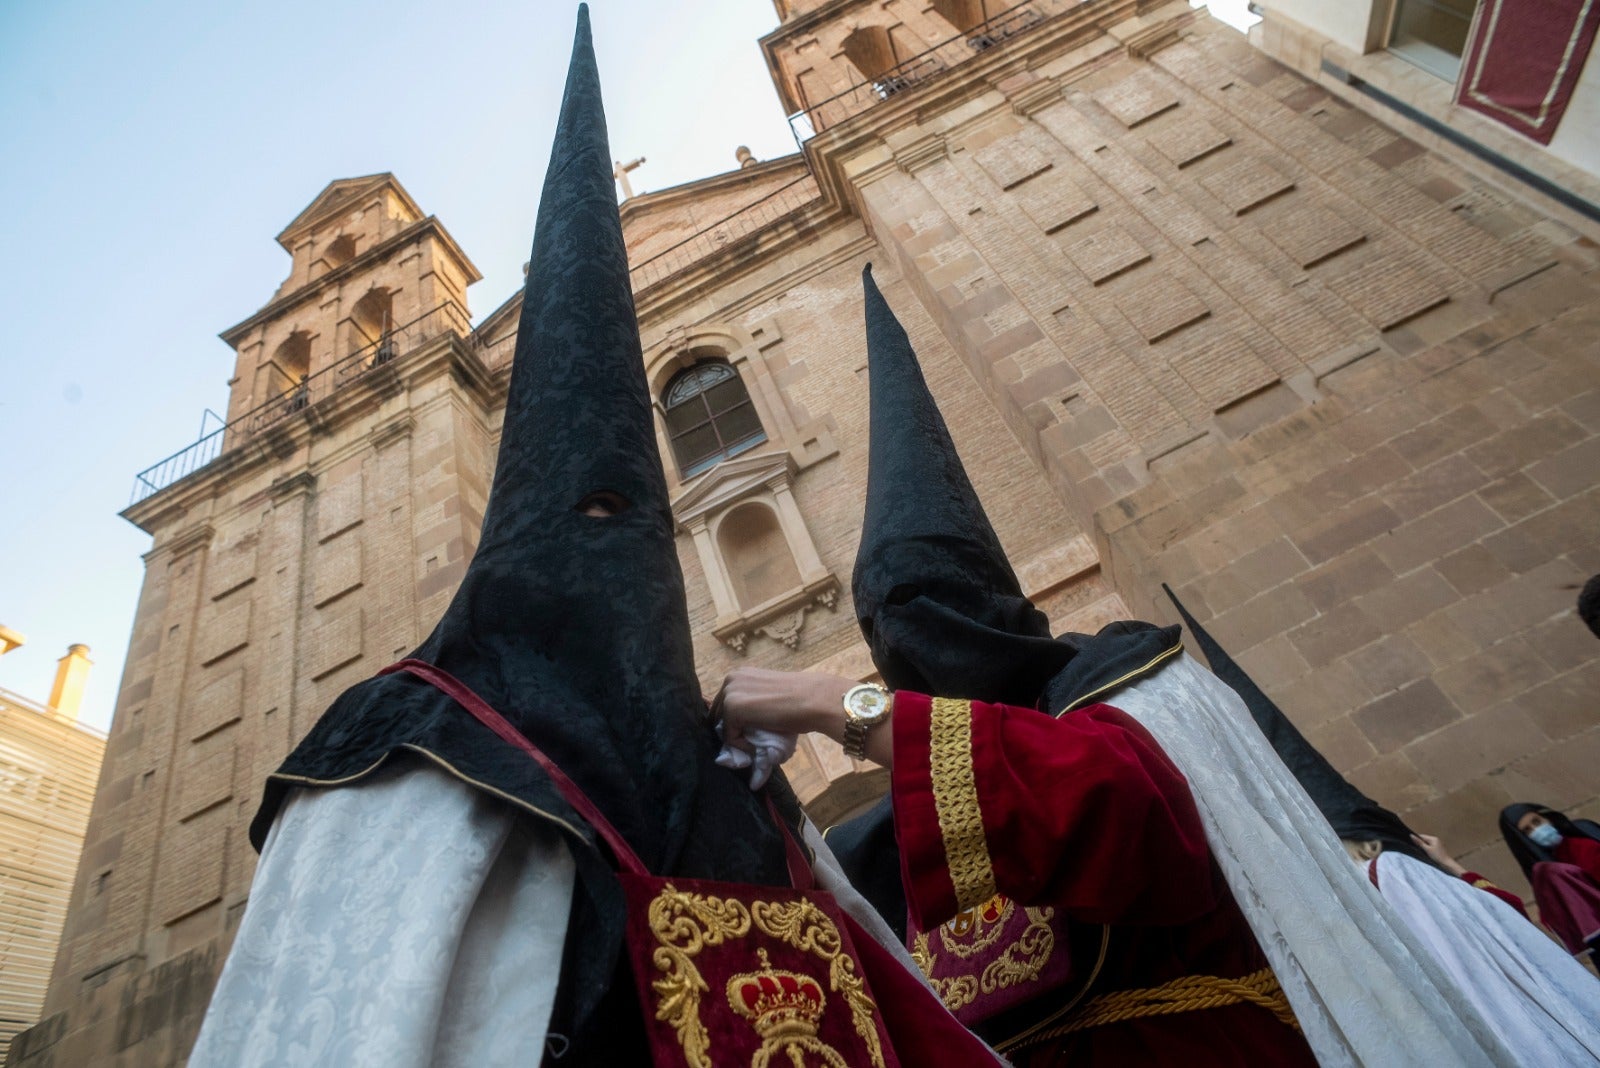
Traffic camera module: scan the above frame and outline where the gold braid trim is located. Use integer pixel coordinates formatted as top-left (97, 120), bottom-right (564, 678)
top-left (1019, 966), bottom-right (1300, 1048)
top-left (1471, 878), bottom-right (1495, 890)
top-left (928, 698), bottom-right (998, 912)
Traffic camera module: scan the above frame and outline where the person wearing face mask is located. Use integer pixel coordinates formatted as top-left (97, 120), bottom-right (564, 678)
top-left (1502, 803), bottom-right (1600, 960)
top-left (1162, 589), bottom-right (1600, 1063)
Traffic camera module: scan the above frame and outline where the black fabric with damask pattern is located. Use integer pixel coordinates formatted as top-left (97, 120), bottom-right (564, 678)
top-left (250, 7), bottom-right (794, 1050)
top-left (853, 264), bottom-right (1074, 708)
top-left (851, 264), bottom-right (1178, 712)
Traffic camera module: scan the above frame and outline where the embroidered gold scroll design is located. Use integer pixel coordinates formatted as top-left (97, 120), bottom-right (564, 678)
top-left (909, 900), bottom-right (1057, 1012)
top-left (647, 887), bottom-right (752, 1068)
top-left (929, 697), bottom-right (998, 911)
top-left (981, 907), bottom-right (1056, 995)
top-left (646, 885), bottom-right (886, 1068)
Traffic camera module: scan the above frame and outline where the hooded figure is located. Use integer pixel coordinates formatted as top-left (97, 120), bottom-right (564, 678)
top-left (852, 265), bottom-right (1177, 715)
top-left (1162, 584), bottom-right (1429, 864)
top-left (190, 10), bottom-right (800, 1063)
top-left (1501, 803), bottom-right (1600, 957)
top-left (801, 264), bottom-right (1512, 1066)
top-left (1165, 589), bottom-right (1600, 1064)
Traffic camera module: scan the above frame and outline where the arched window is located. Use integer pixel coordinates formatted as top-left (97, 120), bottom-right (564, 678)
top-left (324, 233), bottom-right (358, 269)
top-left (271, 332), bottom-right (311, 386)
top-left (348, 287), bottom-right (394, 359)
top-left (930, 0), bottom-right (1000, 33)
top-left (662, 360), bottom-right (766, 477)
top-left (717, 503), bottom-right (803, 610)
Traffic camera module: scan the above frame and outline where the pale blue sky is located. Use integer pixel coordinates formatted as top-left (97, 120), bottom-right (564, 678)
top-left (0, 1), bottom-right (1254, 730)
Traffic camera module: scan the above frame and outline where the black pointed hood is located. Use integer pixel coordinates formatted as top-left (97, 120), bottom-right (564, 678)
top-left (415, 1), bottom-right (748, 871)
top-left (1162, 584), bottom-right (1428, 863)
top-left (831, 266), bottom-right (1180, 945)
top-left (852, 264), bottom-right (1070, 707)
top-left (256, 9), bottom-right (791, 1048)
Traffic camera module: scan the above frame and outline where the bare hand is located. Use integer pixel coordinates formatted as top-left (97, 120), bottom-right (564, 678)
top-left (713, 666), bottom-right (854, 753)
top-left (1412, 833), bottom-right (1466, 875)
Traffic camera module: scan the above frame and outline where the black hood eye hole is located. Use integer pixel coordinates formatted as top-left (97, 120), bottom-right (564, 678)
top-left (886, 583), bottom-right (920, 607)
top-left (575, 490), bottom-right (632, 518)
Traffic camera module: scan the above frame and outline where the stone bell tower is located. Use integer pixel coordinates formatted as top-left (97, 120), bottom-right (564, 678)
top-left (20, 174), bottom-right (487, 1066)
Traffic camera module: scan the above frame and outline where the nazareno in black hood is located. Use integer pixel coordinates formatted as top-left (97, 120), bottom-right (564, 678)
top-left (852, 264), bottom-right (1075, 709)
top-left (833, 266), bottom-right (1178, 938)
top-left (256, 6), bottom-right (795, 1047)
top-left (1163, 584), bottom-right (1430, 865)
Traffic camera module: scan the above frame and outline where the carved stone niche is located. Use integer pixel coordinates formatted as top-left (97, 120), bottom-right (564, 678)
top-left (671, 449), bottom-right (839, 655)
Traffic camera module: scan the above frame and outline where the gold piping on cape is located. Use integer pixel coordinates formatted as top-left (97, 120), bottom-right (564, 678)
top-left (1053, 640), bottom-right (1185, 718)
top-left (928, 697), bottom-right (999, 913)
top-left (265, 743), bottom-right (593, 848)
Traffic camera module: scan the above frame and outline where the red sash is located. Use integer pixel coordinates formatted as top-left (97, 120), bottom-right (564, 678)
top-left (382, 659), bottom-right (904, 1068)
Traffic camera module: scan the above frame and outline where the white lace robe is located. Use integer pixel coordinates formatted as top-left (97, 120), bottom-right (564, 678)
top-left (1371, 851), bottom-right (1600, 1066)
top-left (1110, 653), bottom-right (1519, 1067)
top-left (189, 760), bottom-right (974, 1067)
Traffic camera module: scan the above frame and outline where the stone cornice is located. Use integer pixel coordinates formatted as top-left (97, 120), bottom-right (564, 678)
top-left (620, 155), bottom-right (808, 221)
top-left (220, 217), bottom-right (481, 348)
top-left (161, 522), bottom-right (217, 561)
top-left (121, 335), bottom-right (492, 534)
top-left (796, 0), bottom-right (1175, 210)
top-left (670, 449), bottom-right (797, 528)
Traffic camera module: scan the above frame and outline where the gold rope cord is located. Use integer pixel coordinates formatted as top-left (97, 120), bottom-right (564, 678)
top-left (1020, 966), bottom-right (1300, 1047)
top-left (928, 697), bottom-right (999, 911)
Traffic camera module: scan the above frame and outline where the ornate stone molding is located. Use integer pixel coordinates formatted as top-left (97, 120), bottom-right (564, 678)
top-left (714, 576), bottom-right (840, 655)
top-left (672, 449), bottom-right (839, 655)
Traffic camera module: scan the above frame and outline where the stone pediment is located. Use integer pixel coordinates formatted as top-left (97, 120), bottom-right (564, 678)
top-left (621, 156), bottom-right (810, 266)
top-left (670, 448), bottom-right (794, 528)
top-left (276, 174), bottom-right (423, 249)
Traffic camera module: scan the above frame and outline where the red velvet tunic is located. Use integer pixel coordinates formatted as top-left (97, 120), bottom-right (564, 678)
top-left (1458, 871), bottom-right (1530, 918)
top-left (890, 692), bottom-right (1316, 1066)
top-left (1556, 835), bottom-right (1600, 884)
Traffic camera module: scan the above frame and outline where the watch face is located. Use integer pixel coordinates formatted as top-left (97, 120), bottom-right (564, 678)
top-left (848, 685), bottom-right (890, 724)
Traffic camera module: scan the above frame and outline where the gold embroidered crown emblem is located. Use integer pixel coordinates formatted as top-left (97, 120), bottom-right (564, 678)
top-left (727, 949), bottom-right (827, 1039)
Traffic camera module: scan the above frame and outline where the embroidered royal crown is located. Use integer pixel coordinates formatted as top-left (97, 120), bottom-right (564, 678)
top-left (727, 949), bottom-right (827, 1038)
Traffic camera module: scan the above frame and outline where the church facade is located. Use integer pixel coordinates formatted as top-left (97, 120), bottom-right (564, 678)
top-left (12, 1), bottom-right (1599, 1063)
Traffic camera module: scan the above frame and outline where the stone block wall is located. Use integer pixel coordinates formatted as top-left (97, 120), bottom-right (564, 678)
top-left (849, 5), bottom-right (1599, 893)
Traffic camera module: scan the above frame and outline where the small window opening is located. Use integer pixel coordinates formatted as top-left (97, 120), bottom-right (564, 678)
top-left (349, 287), bottom-right (395, 362)
top-left (662, 361), bottom-right (766, 478)
top-left (324, 234), bottom-right (358, 269)
top-left (1388, 0), bottom-right (1480, 81)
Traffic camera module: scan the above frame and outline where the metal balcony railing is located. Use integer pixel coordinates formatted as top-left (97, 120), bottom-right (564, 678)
top-left (129, 300), bottom-right (470, 505)
top-left (787, 2), bottom-right (1051, 142)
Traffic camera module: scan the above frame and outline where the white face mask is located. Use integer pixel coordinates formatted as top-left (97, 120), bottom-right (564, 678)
top-left (1529, 823), bottom-right (1563, 849)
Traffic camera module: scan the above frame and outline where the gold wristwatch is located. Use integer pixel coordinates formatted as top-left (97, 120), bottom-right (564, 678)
top-left (841, 682), bottom-right (892, 761)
